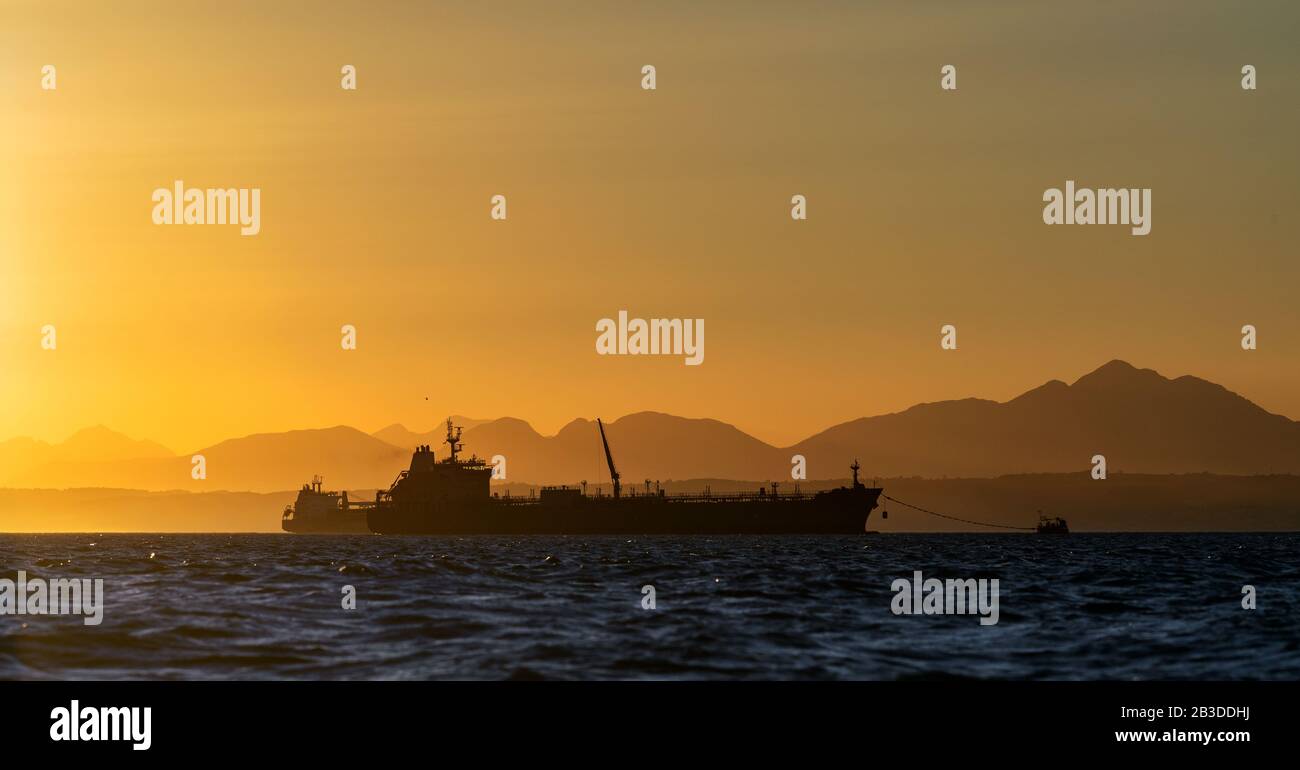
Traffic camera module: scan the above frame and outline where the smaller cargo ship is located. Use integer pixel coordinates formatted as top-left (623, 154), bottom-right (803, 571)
top-left (281, 476), bottom-right (371, 534)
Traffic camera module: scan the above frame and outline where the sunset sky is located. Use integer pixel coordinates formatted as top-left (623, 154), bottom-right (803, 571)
top-left (2, 0), bottom-right (1298, 453)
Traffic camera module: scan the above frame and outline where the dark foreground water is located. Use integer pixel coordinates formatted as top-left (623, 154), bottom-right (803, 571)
top-left (1, 533), bottom-right (1298, 680)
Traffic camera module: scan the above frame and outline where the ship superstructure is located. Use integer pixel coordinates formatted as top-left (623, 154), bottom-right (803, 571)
top-left (281, 476), bottom-right (370, 534)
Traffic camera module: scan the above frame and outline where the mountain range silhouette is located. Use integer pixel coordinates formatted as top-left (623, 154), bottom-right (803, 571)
top-left (3, 361), bottom-right (1298, 493)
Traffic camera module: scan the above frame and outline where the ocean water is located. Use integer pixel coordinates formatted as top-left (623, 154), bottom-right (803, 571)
top-left (1, 533), bottom-right (1297, 680)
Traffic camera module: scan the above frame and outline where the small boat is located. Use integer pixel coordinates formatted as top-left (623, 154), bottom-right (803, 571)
top-left (1035, 511), bottom-right (1069, 534)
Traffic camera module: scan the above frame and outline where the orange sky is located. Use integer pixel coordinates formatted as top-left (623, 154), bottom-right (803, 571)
top-left (2, 1), bottom-right (1298, 452)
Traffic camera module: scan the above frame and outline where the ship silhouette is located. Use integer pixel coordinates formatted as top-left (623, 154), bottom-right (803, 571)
top-left (280, 475), bottom-right (369, 533)
top-left (285, 419), bottom-right (882, 534)
top-left (1036, 511), bottom-right (1070, 534)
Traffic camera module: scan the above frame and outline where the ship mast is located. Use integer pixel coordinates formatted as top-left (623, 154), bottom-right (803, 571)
top-left (444, 417), bottom-right (463, 462)
top-left (597, 418), bottom-right (621, 499)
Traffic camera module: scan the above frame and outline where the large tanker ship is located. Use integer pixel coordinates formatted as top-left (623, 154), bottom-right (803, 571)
top-left (321, 419), bottom-right (882, 535)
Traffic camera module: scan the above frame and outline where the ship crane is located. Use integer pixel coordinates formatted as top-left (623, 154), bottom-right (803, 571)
top-left (596, 418), bottom-right (621, 499)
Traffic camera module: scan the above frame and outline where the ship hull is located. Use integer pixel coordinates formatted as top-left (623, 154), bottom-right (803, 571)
top-left (367, 489), bottom-right (881, 535)
top-left (282, 513), bottom-right (371, 534)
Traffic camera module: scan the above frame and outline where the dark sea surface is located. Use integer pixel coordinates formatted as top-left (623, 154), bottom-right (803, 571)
top-left (1, 533), bottom-right (1297, 680)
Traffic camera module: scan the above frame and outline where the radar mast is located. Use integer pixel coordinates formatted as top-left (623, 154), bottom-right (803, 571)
top-left (444, 418), bottom-right (464, 462)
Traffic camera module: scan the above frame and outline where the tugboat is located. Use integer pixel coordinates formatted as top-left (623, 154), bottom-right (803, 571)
top-left (362, 418), bottom-right (883, 535)
top-left (1035, 511), bottom-right (1070, 534)
top-left (281, 476), bottom-right (371, 534)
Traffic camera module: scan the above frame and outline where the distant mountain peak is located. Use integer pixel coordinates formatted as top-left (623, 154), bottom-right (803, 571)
top-left (51, 425), bottom-right (175, 462)
top-left (1072, 359), bottom-right (1165, 388)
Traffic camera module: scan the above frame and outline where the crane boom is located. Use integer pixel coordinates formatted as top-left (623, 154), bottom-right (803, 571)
top-left (596, 418), bottom-right (621, 499)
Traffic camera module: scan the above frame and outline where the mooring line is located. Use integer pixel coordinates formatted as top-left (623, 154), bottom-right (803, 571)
top-left (881, 494), bottom-right (1036, 531)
